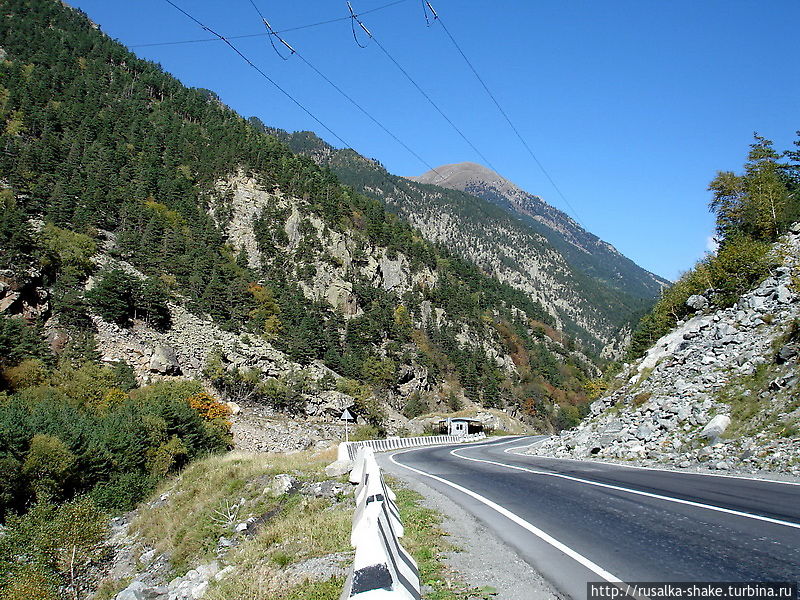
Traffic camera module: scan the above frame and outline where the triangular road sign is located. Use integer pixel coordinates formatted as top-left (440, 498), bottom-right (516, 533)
top-left (340, 408), bottom-right (357, 422)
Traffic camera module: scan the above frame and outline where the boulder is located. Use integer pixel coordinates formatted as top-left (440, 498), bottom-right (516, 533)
top-left (776, 285), bottom-right (793, 304)
top-left (776, 345), bottom-right (798, 364)
top-left (324, 459), bottom-right (353, 477)
top-left (700, 415), bottom-right (731, 440)
top-left (268, 473), bottom-right (297, 496)
top-left (686, 295), bottom-right (708, 311)
top-left (149, 345), bottom-right (181, 375)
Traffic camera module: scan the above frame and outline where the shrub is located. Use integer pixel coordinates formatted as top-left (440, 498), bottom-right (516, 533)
top-left (554, 403), bottom-right (580, 431)
top-left (402, 392), bottom-right (428, 418)
top-left (0, 496), bottom-right (107, 600)
top-left (22, 434), bottom-right (75, 502)
top-left (1, 358), bottom-right (47, 391)
top-left (90, 472), bottom-right (157, 512)
top-left (187, 392), bottom-right (232, 423)
top-left (40, 223), bottom-right (97, 279)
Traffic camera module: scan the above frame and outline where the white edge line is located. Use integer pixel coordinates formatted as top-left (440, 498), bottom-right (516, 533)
top-left (503, 442), bottom-right (800, 487)
top-left (388, 446), bottom-right (623, 583)
top-left (451, 447), bottom-right (800, 530)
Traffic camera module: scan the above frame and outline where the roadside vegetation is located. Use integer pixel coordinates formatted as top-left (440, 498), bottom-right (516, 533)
top-left (628, 134), bottom-right (800, 359)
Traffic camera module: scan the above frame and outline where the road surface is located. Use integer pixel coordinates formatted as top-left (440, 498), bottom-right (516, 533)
top-left (380, 436), bottom-right (800, 599)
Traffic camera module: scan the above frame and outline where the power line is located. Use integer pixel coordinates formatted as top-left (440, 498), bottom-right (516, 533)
top-left (133, 0), bottom-right (409, 48)
top-left (163, 0), bottom-right (352, 150)
top-left (423, 1), bottom-right (586, 228)
top-left (349, 2), bottom-right (498, 174)
top-left (247, 1), bottom-right (444, 180)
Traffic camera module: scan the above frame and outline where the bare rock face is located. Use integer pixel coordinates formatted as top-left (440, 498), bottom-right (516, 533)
top-left (0, 269), bottom-right (50, 321)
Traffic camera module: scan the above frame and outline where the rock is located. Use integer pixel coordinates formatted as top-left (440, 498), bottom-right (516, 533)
top-left (700, 415), bottom-right (731, 440)
top-left (191, 581), bottom-right (209, 599)
top-left (686, 295), bottom-right (708, 310)
top-left (748, 295), bottom-right (769, 311)
top-left (235, 522), bottom-right (248, 532)
top-left (214, 565), bottom-right (236, 581)
top-left (149, 345), bottom-right (181, 375)
top-left (776, 345), bottom-right (797, 364)
top-left (116, 581), bottom-right (147, 600)
top-left (226, 401), bottom-right (241, 415)
top-left (776, 285), bottom-right (793, 304)
top-left (324, 459), bottom-right (353, 477)
top-left (300, 480), bottom-right (351, 500)
top-left (285, 552), bottom-right (350, 582)
top-left (635, 424), bottom-right (655, 441)
top-left (269, 474), bottom-right (297, 496)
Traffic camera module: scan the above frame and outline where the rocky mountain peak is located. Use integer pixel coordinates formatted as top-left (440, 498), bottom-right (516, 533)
top-left (409, 162), bottom-right (523, 198)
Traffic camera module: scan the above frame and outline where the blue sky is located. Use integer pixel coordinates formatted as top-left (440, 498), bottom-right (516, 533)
top-left (69, 0), bottom-right (799, 281)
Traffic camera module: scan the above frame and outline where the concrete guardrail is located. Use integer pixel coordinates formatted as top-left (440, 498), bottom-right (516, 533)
top-left (341, 447), bottom-right (419, 600)
top-left (338, 433), bottom-right (486, 461)
top-left (339, 434), bottom-right (486, 598)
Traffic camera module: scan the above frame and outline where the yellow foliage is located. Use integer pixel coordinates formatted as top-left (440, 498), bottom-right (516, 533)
top-left (102, 387), bottom-right (129, 408)
top-left (0, 565), bottom-right (58, 600)
top-left (2, 358), bottom-right (47, 390)
top-left (188, 392), bottom-right (232, 424)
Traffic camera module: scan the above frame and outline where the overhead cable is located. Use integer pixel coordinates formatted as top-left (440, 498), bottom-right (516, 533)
top-left (133, 0), bottom-right (409, 48)
top-left (163, 0), bottom-right (352, 149)
top-left (423, 1), bottom-right (585, 228)
top-left (248, 1), bottom-right (444, 180)
top-left (348, 1), bottom-right (498, 173)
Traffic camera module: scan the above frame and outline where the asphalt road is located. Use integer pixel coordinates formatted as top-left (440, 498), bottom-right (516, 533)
top-left (380, 436), bottom-right (800, 600)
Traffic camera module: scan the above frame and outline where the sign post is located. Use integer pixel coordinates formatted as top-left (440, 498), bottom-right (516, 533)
top-left (340, 407), bottom-right (356, 443)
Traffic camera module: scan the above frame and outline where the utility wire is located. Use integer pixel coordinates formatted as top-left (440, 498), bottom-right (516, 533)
top-left (163, 0), bottom-right (352, 149)
top-left (247, 1), bottom-right (444, 180)
top-left (349, 2), bottom-right (498, 174)
top-left (133, 0), bottom-right (409, 48)
top-left (424, 1), bottom-right (585, 228)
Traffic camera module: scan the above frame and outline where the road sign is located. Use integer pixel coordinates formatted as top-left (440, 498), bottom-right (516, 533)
top-left (340, 407), bottom-right (356, 443)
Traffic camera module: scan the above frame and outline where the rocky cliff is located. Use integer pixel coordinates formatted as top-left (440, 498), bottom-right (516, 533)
top-left (531, 226), bottom-right (800, 475)
top-left (267, 130), bottom-right (663, 356)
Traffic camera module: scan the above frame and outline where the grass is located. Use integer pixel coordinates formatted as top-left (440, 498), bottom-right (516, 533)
top-left (129, 447), bottom-right (353, 600)
top-left (121, 448), bottom-right (500, 600)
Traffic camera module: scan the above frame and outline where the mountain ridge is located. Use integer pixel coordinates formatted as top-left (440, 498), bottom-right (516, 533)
top-left (268, 128), bottom-right (664, 355)
top-left (410, 161), bottom-right (671, 298)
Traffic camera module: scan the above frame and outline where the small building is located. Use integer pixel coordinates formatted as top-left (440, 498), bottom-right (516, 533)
top-left (438, 417), bottom-right (483, 436)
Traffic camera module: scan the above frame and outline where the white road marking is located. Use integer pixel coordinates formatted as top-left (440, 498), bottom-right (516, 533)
top-left (503, 441), bottom-right (800, 487)
top-left (388, 447), bottom-right (623, 584)
top-left (451, 447), bottom-right (800, 530)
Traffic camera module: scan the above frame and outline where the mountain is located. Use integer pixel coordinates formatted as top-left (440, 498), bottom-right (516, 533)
top-left (409, 162), bottom-right (670, 300)
top-left (266, 129), bottom-right (666, 355)
top-left (0, 0), bottom-right (600, 528)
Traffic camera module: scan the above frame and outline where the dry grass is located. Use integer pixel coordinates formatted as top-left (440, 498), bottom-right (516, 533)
top-left (133, 448), bottom-right (339, 573)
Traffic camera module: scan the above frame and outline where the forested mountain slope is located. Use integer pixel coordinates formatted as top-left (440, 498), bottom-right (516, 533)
top-left (265, 128), bottom-right (662, 355)
top-left (411, 162), bottom-right (670, 300)
top-left (0, 0), bottom-right (597, 485)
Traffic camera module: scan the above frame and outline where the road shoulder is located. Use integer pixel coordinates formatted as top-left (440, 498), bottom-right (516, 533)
top-left (380, 450), bottom-right (563, 600)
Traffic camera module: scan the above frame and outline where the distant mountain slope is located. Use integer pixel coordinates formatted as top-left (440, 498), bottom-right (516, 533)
top-left (264, 128), bottom-right (663, 355)
top-left (410, 162), bottom-right (670, 300)
top-left (0, 0), bottom-right (600, 442)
